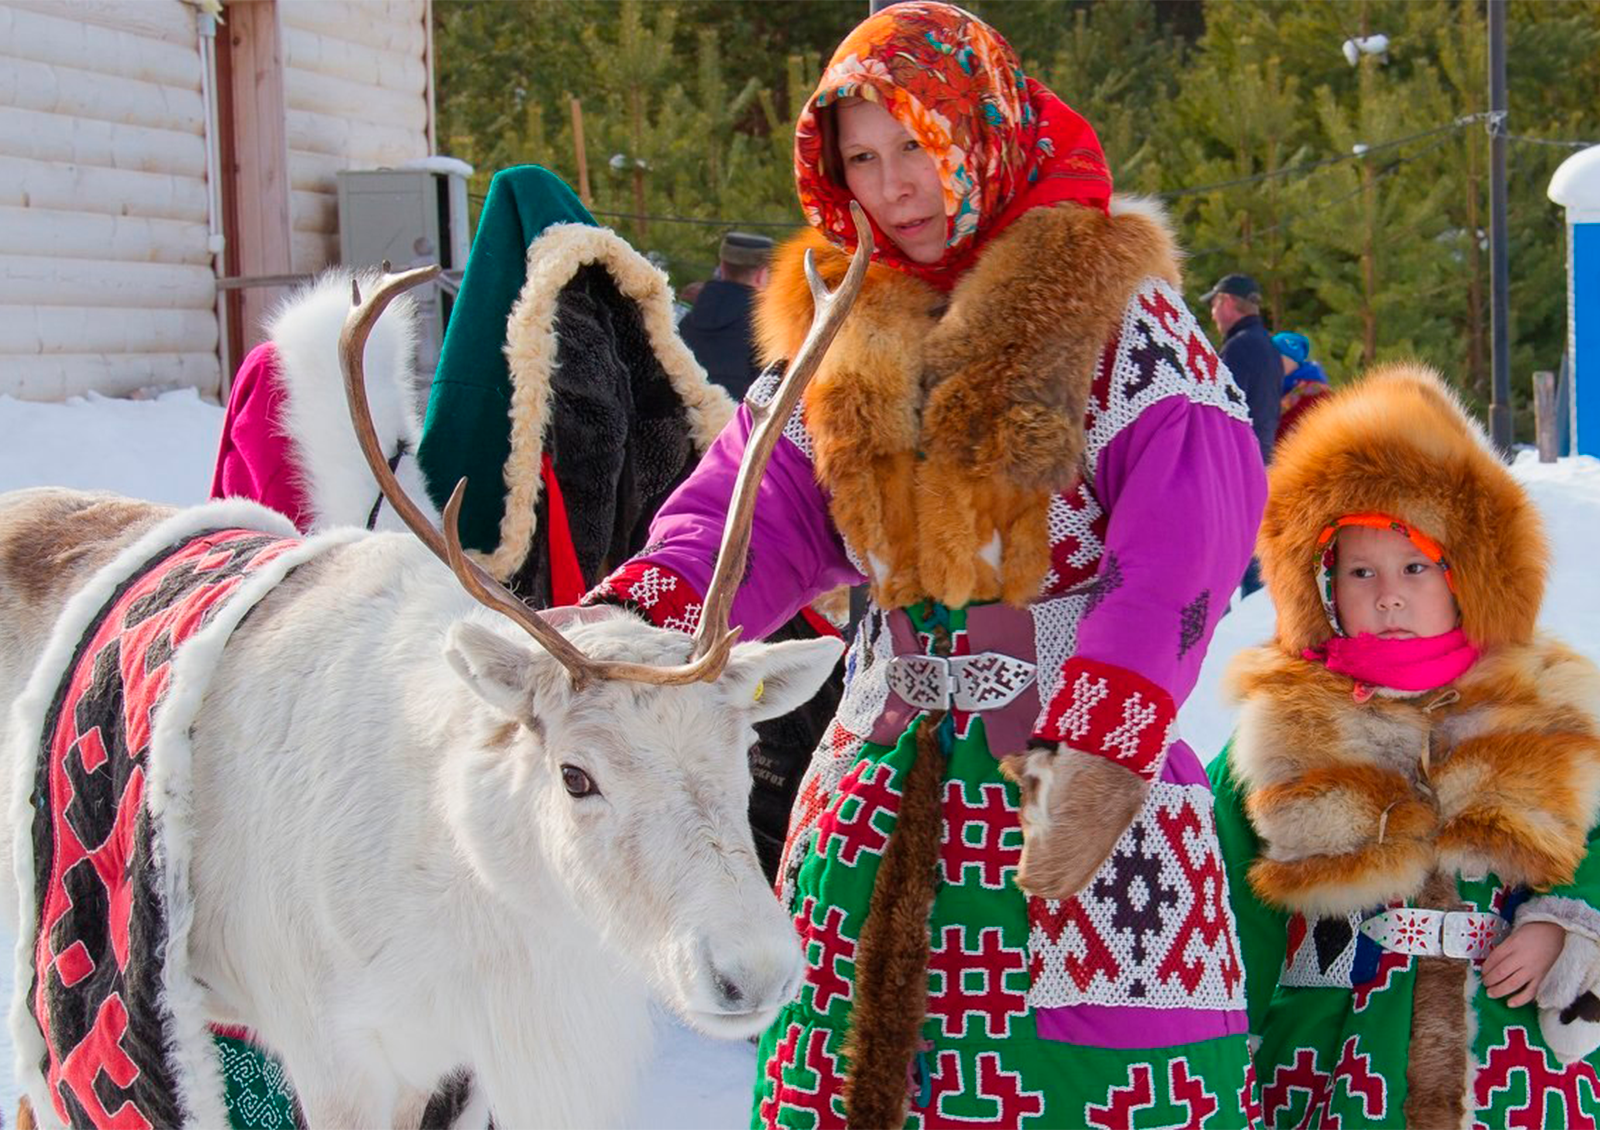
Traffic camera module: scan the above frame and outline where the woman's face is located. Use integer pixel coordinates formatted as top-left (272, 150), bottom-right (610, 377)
top-left (835, 98), bottom-right (948, 264)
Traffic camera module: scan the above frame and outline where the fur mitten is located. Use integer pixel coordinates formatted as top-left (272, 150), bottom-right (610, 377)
top-left (1003, 743), bottom-right (1149, 899)
top-left (1536, 931), bottom-right (1600, 1064)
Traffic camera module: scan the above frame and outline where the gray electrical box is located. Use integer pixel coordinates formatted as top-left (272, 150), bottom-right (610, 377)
top-left (337, 166), bottom-right (470, 382)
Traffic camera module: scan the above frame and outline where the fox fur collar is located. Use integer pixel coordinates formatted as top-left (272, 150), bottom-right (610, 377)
top-left (1228, 637), bottom-right (1600, 917)
top-left (756, 198), bottom-right (1180, 609)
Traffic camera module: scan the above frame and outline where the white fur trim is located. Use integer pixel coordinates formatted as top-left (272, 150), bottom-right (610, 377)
top-left (267, 269), bottom-right (437, 535)
top-left (5, 499), bottom-right (346, 1127)
top-left (1108, 194), bottom-right (1184, 263)
top-left (1518, 894), bottom-right (1600, 944)
top-left (488, 224), bottom-right (736, 581)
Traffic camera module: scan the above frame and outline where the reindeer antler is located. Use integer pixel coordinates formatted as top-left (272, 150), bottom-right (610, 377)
top-left (340, 208), bottom-right (870, 689)
top-left (691, 202), bottom-right (873, 666)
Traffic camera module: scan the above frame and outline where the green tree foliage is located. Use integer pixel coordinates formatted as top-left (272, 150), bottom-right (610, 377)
top-left (433, 0), bottom-right (1599, 439)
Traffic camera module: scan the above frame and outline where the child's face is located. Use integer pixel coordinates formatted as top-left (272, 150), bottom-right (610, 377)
top-left (1334, 525), bottom-right (1458, 639)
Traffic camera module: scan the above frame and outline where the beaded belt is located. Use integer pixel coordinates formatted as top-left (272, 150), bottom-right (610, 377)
top-left (1359, 907), bottom-right (1509, 960)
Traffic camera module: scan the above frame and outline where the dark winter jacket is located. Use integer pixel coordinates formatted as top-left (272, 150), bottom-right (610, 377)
top-left (1220, 313), bottom-right (1282, 464)
top-left (677, 278), bottom-right (762, 400)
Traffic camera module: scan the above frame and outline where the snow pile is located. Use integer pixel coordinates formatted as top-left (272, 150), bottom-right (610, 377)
top-left (1, 390), bottom-right (1597, 1121)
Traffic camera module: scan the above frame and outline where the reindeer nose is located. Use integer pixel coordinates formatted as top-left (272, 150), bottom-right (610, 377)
top-left (712, 966), bottom-right (745, 1009)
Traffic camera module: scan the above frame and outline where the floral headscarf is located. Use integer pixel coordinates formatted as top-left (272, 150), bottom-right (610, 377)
top-left (1315, 512), bottom-right (1457, 636)
top-left (795, 2), bottom-right (1113, 290)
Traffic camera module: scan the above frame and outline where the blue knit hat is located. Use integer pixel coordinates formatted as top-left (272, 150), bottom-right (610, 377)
top-left (1272, 331), bottom-right (1311, 364)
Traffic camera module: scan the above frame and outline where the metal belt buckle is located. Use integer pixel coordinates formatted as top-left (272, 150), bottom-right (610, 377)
top-left (1442, 911), bottom-right (1509, 959)
top-left (1360, 907), bottom-right (1446, 956)
top-left (948, 653), bottom-right (1037, 713)
top-left (887, 655), bottom-right (951, 711)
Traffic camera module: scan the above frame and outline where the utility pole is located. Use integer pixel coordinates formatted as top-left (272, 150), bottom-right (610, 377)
top-left (1488, 0), bottom-right (1512, 455)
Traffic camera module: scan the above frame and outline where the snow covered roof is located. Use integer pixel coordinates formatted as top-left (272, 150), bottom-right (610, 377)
top-left (1549, 145), bottom-right (1600, 221)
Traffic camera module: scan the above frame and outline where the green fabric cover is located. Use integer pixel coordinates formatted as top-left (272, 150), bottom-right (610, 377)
top-left (417, 165), bottom-right (595, 553)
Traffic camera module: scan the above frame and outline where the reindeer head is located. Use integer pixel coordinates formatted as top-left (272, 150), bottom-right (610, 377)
top-left (338, 210), bottom-right (870, 1036)
top-left (440, 605), bottom-right (840, 1035)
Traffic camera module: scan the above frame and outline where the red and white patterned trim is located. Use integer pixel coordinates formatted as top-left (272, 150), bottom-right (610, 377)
top-left (1082, 277), bottom-right (1253, 474)
top-left (1026, 782), bottom-right (1246, 1015)
top-left (582, 560), bottom-right (702, 634)
top-left (1039, 479), bottom-right (1108, 598)
top-left (1035, 657), bottom-right (1175, 781)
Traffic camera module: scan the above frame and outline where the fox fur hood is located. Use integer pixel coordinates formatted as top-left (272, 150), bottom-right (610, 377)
top-left (1258, 363), bottom-right (1548, 656)
top-left (1228, 365), bottom-right (1600, 917)
top-left (754, 198), bottom-right (1181, 609)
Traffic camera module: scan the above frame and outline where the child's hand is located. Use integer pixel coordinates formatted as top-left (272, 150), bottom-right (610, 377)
top-left (1482, 921), bottom-right (1567, 1007)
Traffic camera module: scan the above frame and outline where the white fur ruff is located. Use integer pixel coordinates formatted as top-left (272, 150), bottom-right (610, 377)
top-left (5, 500), bottom-right (358, 1128)
top-left (267, 269), bottom-right (437, 535)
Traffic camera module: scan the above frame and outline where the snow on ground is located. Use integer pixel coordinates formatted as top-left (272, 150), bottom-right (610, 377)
top-left (1, 391), bottom-right (1598, 1123)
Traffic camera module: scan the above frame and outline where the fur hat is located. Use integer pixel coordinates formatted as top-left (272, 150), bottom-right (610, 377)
top-left (1257, 363), bottom-right (1548, 656)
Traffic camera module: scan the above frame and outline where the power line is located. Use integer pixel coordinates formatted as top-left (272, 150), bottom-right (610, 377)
top-left (1157, 117), bottom-right (1479, 200)
top-left (1506, 133), bottom-right (1596, 150)
top-left (1187, 132), bottom-right (1461, 259)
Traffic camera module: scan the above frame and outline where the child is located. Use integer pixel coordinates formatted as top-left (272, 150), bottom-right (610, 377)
top-left (1211, 363), bottom-right (1600, 1127)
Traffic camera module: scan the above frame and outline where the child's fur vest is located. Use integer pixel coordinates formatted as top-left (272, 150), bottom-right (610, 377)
top-left (754, 199), bottom-right (1180, 609)
top-left (1228, 365), bottom-right (1600, 1126)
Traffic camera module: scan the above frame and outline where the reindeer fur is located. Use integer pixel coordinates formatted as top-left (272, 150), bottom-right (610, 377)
top-left (0, 487), bottom-right (842, 1129)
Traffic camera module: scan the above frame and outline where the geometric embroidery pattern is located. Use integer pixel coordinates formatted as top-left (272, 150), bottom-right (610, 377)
top-left (1040, 481), bottom-right (1108, 598)
top-left (927, 925), bottom-right (1028, 1039)
top-left (1474, 1026), bottom-right (1600, 1130)
top-left (1082, 277), bottom-right (1251, 472)
top-left (28, 529), bottom-right (301, 1129)
top-left (814, 758), bottom-right (902, 868)
top-left (1177, 589), bottom-right (1210, 660)
top-left (745, 363), bottom-right (818, 463)
top-left (1261, 1047), bottom-right (1332, 1129)
top-left (760, 1021), bottom-right (846, 1130)
top-left (916, 1050), bottom-right (1045, 1128)
top-left (939, 780), bottom-right (1022, 890)
top-left (1036, 657), bottom-right (1174, 780)
top-left (1083, 1058), bottom-right (1219, 1130)
top-left (582, 559), bottom-right (702, 634)
top-left (1026, 783), bottom-right (1247, 1014)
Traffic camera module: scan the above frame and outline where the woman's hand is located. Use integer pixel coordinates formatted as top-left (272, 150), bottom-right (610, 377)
top-left (1483, 921), bottom-right (1568, 1007)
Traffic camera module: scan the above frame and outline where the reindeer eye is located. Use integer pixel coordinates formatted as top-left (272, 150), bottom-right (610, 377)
top-left (560, 764), bottom-right (598, 798)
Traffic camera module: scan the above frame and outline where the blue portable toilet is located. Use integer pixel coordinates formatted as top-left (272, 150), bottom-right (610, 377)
top-left (1549, 145), bottom-right (1600, 457)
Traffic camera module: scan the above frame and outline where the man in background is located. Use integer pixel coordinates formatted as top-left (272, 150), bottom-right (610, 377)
top-left (1203, 272), bottom-right (1280, 466)
top-left (678, 231), bottom-right (773, 400)
top-left (1203, 271), bottom-right (1278, 597)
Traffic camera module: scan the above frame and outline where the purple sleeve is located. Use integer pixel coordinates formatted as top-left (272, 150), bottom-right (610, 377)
top-left (1072, 394), bottom-right (1267, 708)
top-left (629, 405), bottom-right (864, 639)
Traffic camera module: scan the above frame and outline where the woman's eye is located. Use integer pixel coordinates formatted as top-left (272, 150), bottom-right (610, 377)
top-left (560, 764), bottom-right (599, 798)
top-left (902, 138), bottom-right (921, 152)
top-left (847, 151), bottom-right (873, 164)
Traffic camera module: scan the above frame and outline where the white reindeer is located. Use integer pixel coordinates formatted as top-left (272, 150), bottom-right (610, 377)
top-left (0, 215), bottom-right (872, 1128)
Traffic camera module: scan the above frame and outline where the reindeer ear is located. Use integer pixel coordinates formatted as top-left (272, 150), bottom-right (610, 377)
top-left (726, 636), bottom-right (845, 723)
top-left (445, 620), bottom-right (566, 720)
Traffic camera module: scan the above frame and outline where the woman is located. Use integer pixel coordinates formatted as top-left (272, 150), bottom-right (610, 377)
top-left (587, 5), bottom-right (1266, 1125)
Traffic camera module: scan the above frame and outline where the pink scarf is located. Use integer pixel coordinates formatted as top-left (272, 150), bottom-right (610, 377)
top-left (1303, 629), bottom-right (1480, 700)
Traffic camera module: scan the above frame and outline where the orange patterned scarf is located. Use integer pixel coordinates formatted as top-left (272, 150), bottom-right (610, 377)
top-left (795, 1), bottom-right (1113, 290)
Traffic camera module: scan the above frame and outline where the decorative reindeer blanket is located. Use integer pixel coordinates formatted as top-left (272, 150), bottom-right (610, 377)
top-left (8, 502), bottom-right (360, 1129)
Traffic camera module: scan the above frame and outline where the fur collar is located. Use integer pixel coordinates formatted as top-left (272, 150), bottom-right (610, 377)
top-left (267, 270), bottom-right (436, 533)
top-left (488, 224), bottom-right (734, 581)
top-left (1228, 637), bottom-right (1600, 916)
top-left (756, 197), bottom-right (1180, 608)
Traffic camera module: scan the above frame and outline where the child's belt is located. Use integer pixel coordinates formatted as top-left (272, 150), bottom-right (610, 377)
top-left (1359, 907), bottom-right (1509, 960)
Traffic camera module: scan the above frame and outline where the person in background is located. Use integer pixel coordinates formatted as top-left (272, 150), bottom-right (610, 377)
top-left (677, 231), bottom-right (774, 399)
top-left (1204, 272), bottom-right (1280, 463)
top-left (1204, 271), bottom-right (1277, 597)
top-left (1272, 330), bottom-right (1330, 445)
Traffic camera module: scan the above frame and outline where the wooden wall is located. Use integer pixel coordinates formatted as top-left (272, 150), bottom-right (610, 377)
top-left (0, 0), bottom-right (220, 400)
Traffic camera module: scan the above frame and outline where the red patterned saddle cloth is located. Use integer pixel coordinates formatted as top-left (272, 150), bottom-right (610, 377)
top-left (25, 528), bottom-right (300, 1128)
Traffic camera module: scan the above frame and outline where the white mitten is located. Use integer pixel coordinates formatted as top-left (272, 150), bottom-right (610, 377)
top-left (1536, 931), bottom-right (1600, 1065)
